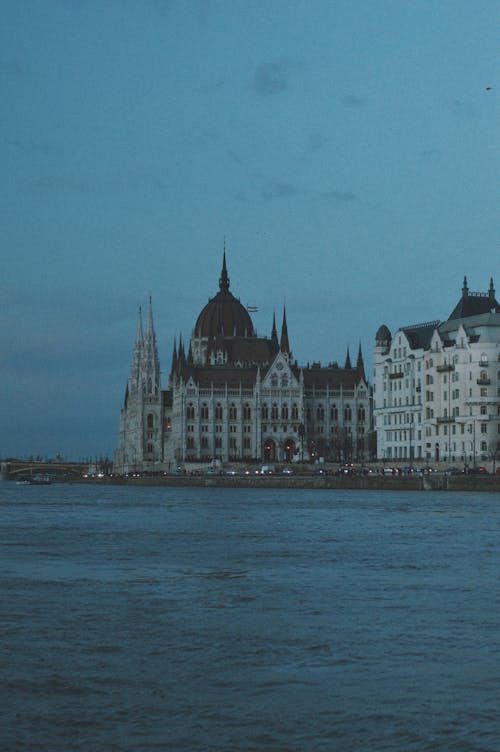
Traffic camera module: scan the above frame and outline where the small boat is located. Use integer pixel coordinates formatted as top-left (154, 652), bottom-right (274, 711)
top-left (16, 473), bottom-right (52, 485)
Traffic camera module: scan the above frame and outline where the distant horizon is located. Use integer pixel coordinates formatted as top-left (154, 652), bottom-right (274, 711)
top-left (2, 1), bottom-right (497, 458)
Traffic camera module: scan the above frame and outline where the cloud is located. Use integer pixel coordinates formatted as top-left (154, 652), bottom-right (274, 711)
top-left (251, 62), bottom-right (289, 95)
top-left (322, 189), bottom-right (357, 202)
top-left (260, 181), bottom-right (297, 200)
top-left (5, 137), bottom-right (61, 156)
top-left (340, 94), bottom-right (366, 108)
top-left (419, 148), bottom-right (441, 162)
top-left (308, 134), bottom-right (328, 151)
top-left (0, 60), bottom-right (27, 79)
top-left (32, 169), bottom-right (168, 195)
top-left (452, 99), bottom-right (477, 119)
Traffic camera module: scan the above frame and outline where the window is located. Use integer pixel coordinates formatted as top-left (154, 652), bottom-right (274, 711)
top-left (271, 403), bottom-right (279, 419)
top-left (282, 403), bottom-right (289, 420)
top-left (147, 413), bottom-right (154, 429)
top-left (291, 404), bottom-right (299, 420)
top-left (215, 403), bottom-right (223, 420)
top-left (229, 404), bottom-right (237, 420)
top-left (344, 405), bottom-right (352, 422)
top-left (186, 403), bottom-right (195, 420)
top-left (358, 406), bottom-right (365, 423)
top-left (331, 405), bottom-right (338, 421)
top-left (201, 403), bottom-right (209, 420)
top-left (243, 404), bottom-right (251, 420)
top-left (316, 404), bottom-right (324, 421)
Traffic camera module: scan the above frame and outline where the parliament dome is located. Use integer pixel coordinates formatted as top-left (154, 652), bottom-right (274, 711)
top-left (194, 254), bottom-right (255, 339)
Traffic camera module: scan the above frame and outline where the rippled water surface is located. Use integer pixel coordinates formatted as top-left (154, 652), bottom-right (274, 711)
top-left (1, 482), bottom-right (500, 751)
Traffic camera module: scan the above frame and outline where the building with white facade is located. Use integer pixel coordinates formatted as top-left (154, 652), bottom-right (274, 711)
top-left (373, 278), bottom-right (500, 466)
top-left (114, 254), bottom-right (372, 473)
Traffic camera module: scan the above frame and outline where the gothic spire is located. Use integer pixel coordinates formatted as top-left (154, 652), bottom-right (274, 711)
top-left (171, 336), bottom-right (178, 374)
top-left (489, 277), bottom-right (495, 302)
top-left (462, 275), bottom-right (469, 298)
top-left (135, 305), bottom-right (144, 348)
top-left (219, 249), bottom-right (230, 294)
top-left (280, 306), bottom-right (290, 354)
top-left (356, 342), bottom-right (366, 381)
top-left (345, 347), bottom-right (352, 369)
top-left (271, 311), bottom-right (279, 354)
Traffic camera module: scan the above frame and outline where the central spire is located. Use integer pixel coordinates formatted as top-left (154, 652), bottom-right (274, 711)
top-left (219, 249), bottom-right (230, 294)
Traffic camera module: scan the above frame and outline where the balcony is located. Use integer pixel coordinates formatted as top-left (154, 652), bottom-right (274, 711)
top-left (436, 364), bottom-right (454, 372)
top-left (477, 378), bottom-right (490, 385)
top-left (437, 416), bottom-right (455, 424)
top-left (389, 371), bottom-right (404, 380)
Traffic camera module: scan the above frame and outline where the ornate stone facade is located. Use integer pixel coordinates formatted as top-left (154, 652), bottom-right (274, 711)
top-left (114, 255), bottom-right (372, 473)
top-left (373, 278), bottom-right (500, 466)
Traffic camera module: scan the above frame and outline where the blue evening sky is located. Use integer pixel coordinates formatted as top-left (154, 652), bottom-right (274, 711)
top-left (1, 1), bottom-right (498, 460)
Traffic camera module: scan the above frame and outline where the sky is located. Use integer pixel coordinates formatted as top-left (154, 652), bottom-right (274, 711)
top-left (1, 0), bottom-right (498, 460)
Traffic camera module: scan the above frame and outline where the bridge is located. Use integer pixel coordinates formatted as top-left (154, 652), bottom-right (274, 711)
top-left (1, 460), bottom-right (90, 481)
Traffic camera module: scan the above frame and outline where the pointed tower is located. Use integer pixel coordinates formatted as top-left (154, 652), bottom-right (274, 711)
top-left (271, 312), bottom-right (279, 355)
top-left (344, 348), bottom-right (352, 370)
top-left (280, 306), bottom-right (290, 356)
top-left (170, 337), bottom-right (178, 381)
top-left (219, 250), bottom-right (230, 294)
top-left (142, 296), bottom-right (161, 398)
top-left (129, 306), bottom-right (144, 393)
top-left (114, 299), bottom-right (163, 474)
top-left (489, 277), bottom-right (496, 304)
top-left (356, 342), bottom-right (366, 382)
top-left (462, 275), bottom-right (469, 299)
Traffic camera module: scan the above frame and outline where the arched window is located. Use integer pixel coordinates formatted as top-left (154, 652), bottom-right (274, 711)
top-left (215, 403), bottom-right (223, 420)
top-left (358, 406), bottom-right (365, 423)
top-left (331, 404), bottom-right (338, 421)
top-left (316, 404), bottom-right (324, 421)
top-left (186, 403), bottom-right (195, 420)
top-left (344, 404), bottom-right (352, 422)
top-left (243, 404), bottom-right (251, 420)
top-left (271, 374), bottom-right (278, 387)
top-left (200, 403), bottom-right (209, 420)
top-left (229, 403), bottom-right (237, 420)
top-left (291, 403), bottom-right (299, 420)
top-left (281, 403), bottom-right (289, 420)
top-left (271, 403), bottom-right (279, 420)
top-left (147, 413), bottom-right (154, 429)
top-left (281, 375), bottom-right (288, 387)
top-left (262, 404), bottom-right (269, 420)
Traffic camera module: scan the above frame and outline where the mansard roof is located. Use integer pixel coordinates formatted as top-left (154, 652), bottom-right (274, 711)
top-left (447, 276), bottom-right (499, 320)
top-left (302, 365), bottom-right (364, 390)
top-left (208, 335), bottom-right (275, 365)
top-left (401, 321), bottom-right (440, 350)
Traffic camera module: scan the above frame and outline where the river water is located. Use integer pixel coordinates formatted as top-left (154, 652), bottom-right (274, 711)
top-left (1, 482), bottom-right (500, 751)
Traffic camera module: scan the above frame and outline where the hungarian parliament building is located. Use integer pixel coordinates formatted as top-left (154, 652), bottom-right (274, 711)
top-left (114, 254), bottom-right (500, 472)
top-left (113, 254), bottom-right (371, 473)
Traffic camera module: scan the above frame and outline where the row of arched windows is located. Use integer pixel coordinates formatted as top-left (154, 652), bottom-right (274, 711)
top-left (185, 401), bottom-right (366, 423)
top-left (186, 402), bottom-right (252, 420)
top-left (261, 403), bottom-right (299, 420)
top-left (306, 404), bottom-right (366, 423)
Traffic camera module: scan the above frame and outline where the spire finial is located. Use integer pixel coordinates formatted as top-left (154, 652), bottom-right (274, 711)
top-left (489, 277), bottom-right (495, 301)
top-left (280, 305), bottom-right (290, 354)
top-left (219, 247), bottom-right (230, 293)
top-left (462, 276), bottom-right (469, 298)
top-left (345, 347), bottom-right (352, 369)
